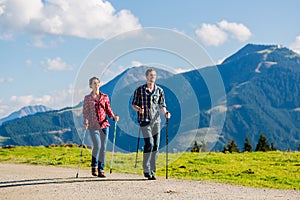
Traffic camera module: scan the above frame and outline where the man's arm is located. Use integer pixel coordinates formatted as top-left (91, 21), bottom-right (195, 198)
top-left (133, 105), bottom-right (144, 115)
top-left (160, 106), bottom-right (171, 119)
top-left (159, 89), bottom-right (171, 118)
top-left (132, 88), bottom-right (144, 114)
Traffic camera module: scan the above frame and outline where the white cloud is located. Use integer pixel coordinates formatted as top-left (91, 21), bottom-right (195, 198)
top-left (25, 59), bottom-right (32, 66)
top-left (218, 20), bottom-right (252, 42)
top-left (0, 0), bottom-right (141, 40)
top-left (0, 4), bottom-right (4, 15)
top-left (206, 105), bottom-right (227, 114)
top-left (195, 23), bottom-right (227, 46)
top-left (3, 84), bottom-right (75, 118)
top-left (101, 64), bottom-right (127, 84)
top-left (32, 36), bottom-right (48, 48)
top-left (173, 68), bottom-right (191, 74)
top-left (290, 35), bottom-right (300, 54)
top-left (0, 104), bottom-right (9, 118)
top-left (47, 84), bottom-right (74, 108)
top-left (30, 35), bottom-right (63, 48)
top-left (0, 76), bottom-right (14, 83)
top-left (41, 57), bottom-right (73, 71)
top-left (195, 20), bottom-right (252, 46)
top-left (0, 0), bottom-right (43, 30)
top-left (131, 61), bottom-right (143, 67)
top-left (10, 95), bottom-right (51, 106)
top-left (0, 32), bottom-right (13, 40)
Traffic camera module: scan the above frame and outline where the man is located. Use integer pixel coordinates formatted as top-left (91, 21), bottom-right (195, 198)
top-left (132, 68), bottom-right (171, 180)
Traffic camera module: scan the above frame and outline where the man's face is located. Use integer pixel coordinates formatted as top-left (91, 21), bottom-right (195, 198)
top-left (146, 71), bottom-right (156, 83)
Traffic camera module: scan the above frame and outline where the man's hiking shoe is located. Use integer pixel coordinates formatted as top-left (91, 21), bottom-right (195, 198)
top-left (148, 176), bottom-right (156, 180)
top-left (144, 173), bottom-right (151, 178)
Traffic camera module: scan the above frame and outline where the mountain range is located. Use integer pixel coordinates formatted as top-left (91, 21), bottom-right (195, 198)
top-left (0, 105), bottom-right (52, 125)
top-left (1, 44), bottom-right (300, 151)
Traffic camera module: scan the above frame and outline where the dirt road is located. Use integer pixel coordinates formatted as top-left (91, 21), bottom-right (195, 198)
top-left (0, 163), bottom-right (299, 200)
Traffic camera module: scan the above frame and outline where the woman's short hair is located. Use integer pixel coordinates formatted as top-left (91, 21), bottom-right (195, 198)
top-left (89, 77), bottom-right (100, 86)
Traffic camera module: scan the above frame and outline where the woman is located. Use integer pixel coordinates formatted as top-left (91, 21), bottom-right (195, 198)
top-left (83, 77), bottom-right (119, 178)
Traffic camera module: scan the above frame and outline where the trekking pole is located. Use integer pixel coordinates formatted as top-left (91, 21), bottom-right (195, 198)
top-left (110, 120), bottom-right (118, 174)
top-left (76, 129), bottom-right (87, 178)
top-left (134, 127), bottom-right (141, 168)
top-left (166, 116), bottom-right (169, 179)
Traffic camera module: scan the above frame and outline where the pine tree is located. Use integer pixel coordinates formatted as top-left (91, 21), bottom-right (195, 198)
top-left (191, 140), bottom-right (200, 152)
top-left (230, 140), bottom-right (240, 153)
top-left (223, 139), bottom-right (239, 153)
top-left (270, 142), bottom-right (277, 151)
top-left (244, 136), bottom-right (252, 152)
top-left (255, 134), bottom-right (270, 152)
top-left (298, 144), bottom-right (300, 151)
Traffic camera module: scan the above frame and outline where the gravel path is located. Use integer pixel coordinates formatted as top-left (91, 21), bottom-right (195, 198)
top-left (0, 163), bottom-right (299, 200)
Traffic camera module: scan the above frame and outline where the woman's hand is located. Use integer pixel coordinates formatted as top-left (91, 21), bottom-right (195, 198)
top-left (113, 115), bottom-right (119, 122)
top-left (84, 123), bottom-right (89, 130)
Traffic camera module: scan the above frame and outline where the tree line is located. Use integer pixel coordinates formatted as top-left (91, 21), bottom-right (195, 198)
top-left (191, 133), bottom-right (300, 153)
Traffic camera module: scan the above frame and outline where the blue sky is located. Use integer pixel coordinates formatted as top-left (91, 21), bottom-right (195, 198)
top-left (0, 0), bottom-right (300, 118)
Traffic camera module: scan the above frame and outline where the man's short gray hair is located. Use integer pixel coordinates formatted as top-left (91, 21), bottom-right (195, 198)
top-left (145, 68), bottom-right (156, 76)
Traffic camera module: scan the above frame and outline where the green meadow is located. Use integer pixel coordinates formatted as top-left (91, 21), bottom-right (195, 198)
top-left (0, 146), bottom-right (299, 190)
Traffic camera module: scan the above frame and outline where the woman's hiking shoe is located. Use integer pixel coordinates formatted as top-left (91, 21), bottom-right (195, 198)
top-left (98, 172), bottom-right (106, 178)
top-left (91, 168), bottom-right (98, 176)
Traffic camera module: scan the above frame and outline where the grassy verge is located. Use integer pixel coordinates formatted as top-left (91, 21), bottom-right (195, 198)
top-left (0, 146), bottom-right (299, 190)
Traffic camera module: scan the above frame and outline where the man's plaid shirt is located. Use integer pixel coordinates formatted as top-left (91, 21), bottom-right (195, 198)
top-left (132, 83), bottom-right (166, 123)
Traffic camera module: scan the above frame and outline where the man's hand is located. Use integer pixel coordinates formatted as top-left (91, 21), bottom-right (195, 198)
top-left (165, 111), bottom-right (171, 119)
top-left (132, 105), bottom-right (144, 114)
top-left (139, 106), bottom-right (144, 114)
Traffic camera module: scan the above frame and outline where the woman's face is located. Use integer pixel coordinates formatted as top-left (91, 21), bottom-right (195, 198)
top-left (90, 79), bottom-right (100, 91)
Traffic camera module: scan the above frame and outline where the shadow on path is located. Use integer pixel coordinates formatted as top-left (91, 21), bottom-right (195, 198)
top-left (0, 176), bottom-right (147, 188)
